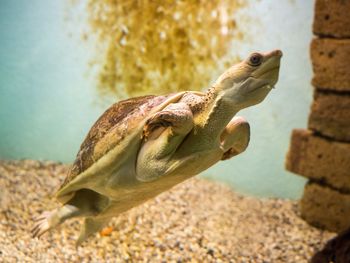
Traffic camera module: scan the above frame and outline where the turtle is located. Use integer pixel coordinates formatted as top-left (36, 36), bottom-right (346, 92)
top-left (32, 49), bottom-right (282, 246)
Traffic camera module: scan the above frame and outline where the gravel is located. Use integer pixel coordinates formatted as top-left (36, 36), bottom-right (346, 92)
top-left (0, 160), bottom-right (335, 262)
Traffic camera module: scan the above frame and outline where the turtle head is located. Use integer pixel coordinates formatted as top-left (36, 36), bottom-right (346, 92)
top-left (213, 49), bottom-right (282, 109)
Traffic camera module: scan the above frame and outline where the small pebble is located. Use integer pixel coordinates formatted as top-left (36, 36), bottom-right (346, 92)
top-left (100, 226), bottom-right (114, 236)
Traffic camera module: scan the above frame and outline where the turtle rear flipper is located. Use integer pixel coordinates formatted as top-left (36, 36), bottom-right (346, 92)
top-left (76, 217), bottom-right (109, 247)
top-left (32, 205), bottom-right (81, 238)
top-left (33, 189), bottom-right (110, 239)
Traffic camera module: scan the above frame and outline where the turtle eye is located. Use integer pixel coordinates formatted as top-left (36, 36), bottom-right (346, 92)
top-left (249, 53), bottom-right (263, 66)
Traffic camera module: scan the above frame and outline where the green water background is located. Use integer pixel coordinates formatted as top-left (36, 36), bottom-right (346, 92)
top-left (0, 0), bottom-right (312, 198)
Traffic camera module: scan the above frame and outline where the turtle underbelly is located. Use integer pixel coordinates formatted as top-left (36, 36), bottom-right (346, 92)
top-left (168, 148), bottom-right (223, 177)
top-left (85, 138), bottom-right (223, 218)
top-left (99, 148), bottom-right (222, 217)
top-left (96, 171), bottom-right (196, 218)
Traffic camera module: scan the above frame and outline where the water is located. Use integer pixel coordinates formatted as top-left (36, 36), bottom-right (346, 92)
top-left (0, 0), bottom-right (312, 198)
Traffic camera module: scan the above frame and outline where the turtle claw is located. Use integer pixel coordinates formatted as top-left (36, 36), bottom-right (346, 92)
top-left (143, 111), bottom-right (174, 139)
top-left (33, 211), bottom-right (51, 222)
top-left (32, 211), bottom-right (53, 238)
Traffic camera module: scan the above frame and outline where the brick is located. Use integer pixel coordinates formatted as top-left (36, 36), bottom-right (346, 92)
top-left (313, 0), bottom-right (350, 38)
top-left (300, 182), bottom-right (350, 233)
top-left (311, 38), bottom-right (350, 92)
top-left (285, 129), bottom-right (350, 191)
top-left (308, 90), bottom-right (350, 142)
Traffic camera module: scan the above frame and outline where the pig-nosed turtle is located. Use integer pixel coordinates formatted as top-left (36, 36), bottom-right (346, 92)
top-left (32, 50), bottom-right (282, 245)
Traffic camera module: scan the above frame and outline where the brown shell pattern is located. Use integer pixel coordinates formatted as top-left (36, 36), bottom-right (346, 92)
top-left (59, 94), bottom-right (171, 189)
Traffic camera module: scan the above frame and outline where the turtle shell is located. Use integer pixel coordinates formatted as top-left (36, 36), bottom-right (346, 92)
top-left (56, 92), bottom-right (187, 201)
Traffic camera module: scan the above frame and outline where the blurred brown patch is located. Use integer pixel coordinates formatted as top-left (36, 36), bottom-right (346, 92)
top-left (78, 0), bottom-right (248, 97)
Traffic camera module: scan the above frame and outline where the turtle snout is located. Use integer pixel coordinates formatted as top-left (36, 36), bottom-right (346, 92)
top-left (271, 49), bottom-right (283, 58)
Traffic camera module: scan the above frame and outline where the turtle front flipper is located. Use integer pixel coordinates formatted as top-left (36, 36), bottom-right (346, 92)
top-left (220, 116), bottom-right (250, 160)
top-left (137, 102), bottom-right (194, 182)
top-left (142, 102), bottom-right (194, 141)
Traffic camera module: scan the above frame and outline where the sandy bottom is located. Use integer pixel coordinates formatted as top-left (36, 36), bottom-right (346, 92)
top-left (0, 160), bottom-right (334, 262)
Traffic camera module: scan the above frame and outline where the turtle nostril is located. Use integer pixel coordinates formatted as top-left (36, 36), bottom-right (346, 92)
top-left (273, 49), bottom-right (283, 57)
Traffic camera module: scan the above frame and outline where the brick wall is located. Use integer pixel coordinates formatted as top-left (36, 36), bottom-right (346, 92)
top-left (285, 0), bottom-right (350, 233)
